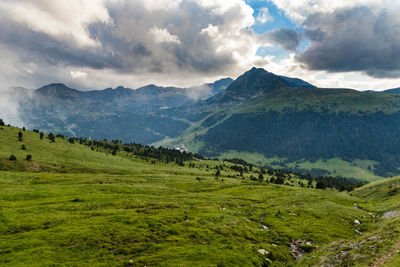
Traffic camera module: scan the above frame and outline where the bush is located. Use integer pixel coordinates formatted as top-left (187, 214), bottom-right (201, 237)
top-left (9, 155), bottom-right (17, 161)
top-left (48, 133), bottom-right (55, 142)
top-left (26, 154), bottom-right (32, 161)
top-left (68, 138), bottom-right (75, 144)
top-left (316, 181), bottom-right (326, 189)
top-left (21, 145), bottom-right (26, 150)
top-left (275, 177), bottom-right (285, 184)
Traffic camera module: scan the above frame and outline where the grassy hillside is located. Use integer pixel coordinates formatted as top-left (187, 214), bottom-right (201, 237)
top-left (1, 125), bottom-right (399, 266)
top-left (216, 151), bottom-right (383, 182)
top-left (303, 177), bottom-right (400, 266)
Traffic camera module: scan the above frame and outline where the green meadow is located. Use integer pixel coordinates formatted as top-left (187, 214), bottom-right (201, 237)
top-left (1, 125), bottom-right (400, 266)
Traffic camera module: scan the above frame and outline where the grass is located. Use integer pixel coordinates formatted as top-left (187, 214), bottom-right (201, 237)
top-left (1, 125), bottom-right (400, 266)
top-left (217, 151), bottom-right (382, 182)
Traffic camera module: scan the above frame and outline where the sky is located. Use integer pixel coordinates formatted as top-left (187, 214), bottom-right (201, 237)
top-left (0, 0), bottom-right (400, 91)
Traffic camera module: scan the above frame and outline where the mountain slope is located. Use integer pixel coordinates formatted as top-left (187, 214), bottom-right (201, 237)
top-left (10, 67), bottom-right (400, 179)
top-left (0, 124), bottom-right (396, 266)
top-left (158, 68), bottom-right (400, 179)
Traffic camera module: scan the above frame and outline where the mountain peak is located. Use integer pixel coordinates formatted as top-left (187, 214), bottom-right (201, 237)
top-left (36, 83), bottom-right (82, 99)
top-left (213, 67), bottom-right (315, 102)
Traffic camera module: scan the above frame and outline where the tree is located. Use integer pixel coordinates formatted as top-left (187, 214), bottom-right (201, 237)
top-left (258, 173), bottom-right (264, 182)
top-left (275, 177), bottom-right (285, 185)
top-left (0, 119), bottom-right (4, 126)
top-left (215, 170), bottom-right (221, 177)
top-left (26, 154), bottom-right (32, 161)
top-left (68, 138), bottom-right (75, 144)
top-left (9, 155), bottom-right (17, 161)
top-left (316, 181), bottom-right (326, 189)
top-left (48, 133), bottom-right (55, 142)
top-left (22, 127), bottom-right (26, 131)
top-left (18, 131), bottom-right (23, 142)
top-left (21, 144), bottom-right (26, 150)
top-left (40, 132), bottom-right (44, 139)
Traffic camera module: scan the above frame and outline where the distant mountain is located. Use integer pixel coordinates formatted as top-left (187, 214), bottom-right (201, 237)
top-left (16, 78), bottom-right (233, 144)
top-left (382, 87), bottom-right (400, 94)
top-left (12, 67), bottom-right (400, 178)
top-left (36, 83), bottom-right (84, 99)
top-left (210, 67), bottom-right (315, 103)
top-left (364, 87), bottom-right (400, 94)
top-left (156, 68), bottom-right (400, 179)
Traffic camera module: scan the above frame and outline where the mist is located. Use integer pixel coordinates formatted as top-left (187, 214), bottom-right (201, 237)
top-left (0, 88), bottom-right (25, 127)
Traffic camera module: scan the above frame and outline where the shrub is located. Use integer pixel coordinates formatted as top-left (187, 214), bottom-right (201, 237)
top-left (316, 181), bottom-right (326, 189)
top-left (48, 133), bottom-right (55, 142)
top-left (21, 145), bottom-right (26, 150)
top-left (9, 155), bottom-right (17, 161)
top-left (26, 154), bottom-right (32, 161)
top-left (275, 177), bottom-right (285, 185)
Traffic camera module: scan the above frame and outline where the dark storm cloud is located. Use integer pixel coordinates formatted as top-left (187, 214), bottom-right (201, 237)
top-left (264, 27), bottom-right (301, 51)
top-left (0, 19), bottom-right (122, 70)
top-left (297, 6), bottom-right (400, 78)
top-left (0, 0), bottom-right (253, 83)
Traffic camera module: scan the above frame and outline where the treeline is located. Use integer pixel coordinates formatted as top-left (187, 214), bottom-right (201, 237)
top-left (200, 110), bottom-right (400, 177)
top-left (49, 134), bottom-right (204, 163)
top-left (225, 157), bottom-right (367, 192)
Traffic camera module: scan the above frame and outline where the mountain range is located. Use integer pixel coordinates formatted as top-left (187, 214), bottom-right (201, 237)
top-left (11, 67), bottom-right (400, 179)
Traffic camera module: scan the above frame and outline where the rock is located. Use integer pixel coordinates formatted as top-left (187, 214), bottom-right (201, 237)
top-left (355, 229), bottom-right (362, 235)
top-left (257, 249), bottom-right (269, 256)
top-left (354, 219), bottom-right (361, 225)
top-left (262, 225), bottom-right (269, 230)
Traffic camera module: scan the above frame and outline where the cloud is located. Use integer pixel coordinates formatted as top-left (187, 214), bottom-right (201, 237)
top-left (257, 7), bottom-right (273, 23)
top-left (271, 0), bottom-right (382, 24)
top-left (0, 88), bottom-right (25, 127)
top-left (263, 27), bottom-right (301, 51)
top-left (149, 28), bottom-right (182, 44)
top-left (185, 85), bottom-right (212, 100)
top-left (0, 0), bottom-right (112, 47)
top-left (269, 0), bottom-right (400, 78)
top-left (70, 71), bottom-right (88, 79)
top-left (0, 0), bottom-right (269, 91)
top-left (296, 6), bottom-right (400, 78)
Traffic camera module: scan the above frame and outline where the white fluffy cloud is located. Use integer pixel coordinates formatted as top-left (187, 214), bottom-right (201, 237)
top-left (271, 0), bottom-right (383, 24)
top-left (257, 8), bottom-right (273, 23)
top-left (0, 0), bottom-right (111, 47)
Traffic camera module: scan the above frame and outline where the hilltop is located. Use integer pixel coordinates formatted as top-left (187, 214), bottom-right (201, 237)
top-left (2, 124), bottom-right (399, 266)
